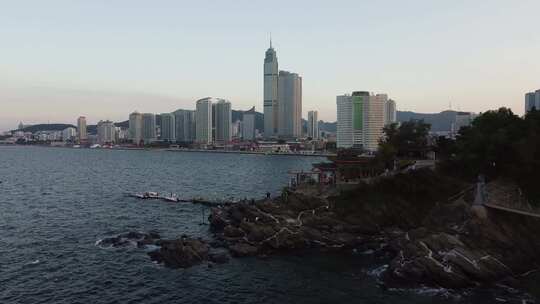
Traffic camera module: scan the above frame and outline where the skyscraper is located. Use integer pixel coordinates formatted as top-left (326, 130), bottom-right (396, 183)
top-left (307, 111), bottom-right (319, 140)
top-left (129, 111), bottom-right (143, 145)
top-left (242, 107), bottom-right (256, 141)
top-left (384, 99), bottom-right (397, 125)
top-left (97, 120), bottom-right (116, 145)
top-left (525, 90), bottom-right (540, 113)
top-left (196, 97), bottom-right (213, 144)
top-left (263, 40), bottom-right (279, 137)
top-left (213, 99), bottom-right (232, 143)
top-left (336, 95), bottom-right (353, 148)
top-left (363, 93), bottom-right (386, 151)
top-left (278, 71), bottom-right (302, 138)
top-left (77, 116), bottom-right (87, 143)
top-left (336, 91), bottom-right (387, 151)
top-left (160, 113), bottom-right (176, 142)
top-left (173, 109), bottom-right (196, 143)
top-left (141, 113), bottom-right (156, 144)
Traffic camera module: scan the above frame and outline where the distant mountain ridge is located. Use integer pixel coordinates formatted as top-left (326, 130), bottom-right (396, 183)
top-left (16, 124), bottom-right (76, 133)
top-left (396, 110), bottom-right (457, 132)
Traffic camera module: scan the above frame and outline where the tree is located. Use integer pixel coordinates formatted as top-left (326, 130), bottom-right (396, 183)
top-left (379, 120), bottom-right (431, 159)
top-left (439, 107), bottom-right (540, 204)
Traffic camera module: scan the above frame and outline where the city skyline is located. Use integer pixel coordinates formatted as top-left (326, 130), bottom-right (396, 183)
top-left (1, 1), bottom-right (540, 132)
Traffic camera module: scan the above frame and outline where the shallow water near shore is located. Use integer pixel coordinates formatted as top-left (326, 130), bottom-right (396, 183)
top-left (0, 146), bottom-right (536, 303)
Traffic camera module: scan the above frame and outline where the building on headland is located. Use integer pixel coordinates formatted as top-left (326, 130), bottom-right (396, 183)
top-left (17, 122), bottom-right (33, 130)
top-left (336, 91), bottom-right (387, 152)
top-left (129, 111), bottom-right (143, 145)
top-left (452, 112), bottom-right (477, 134)
top-left (278, 71), bottom-right (302, 138)
top-left (213, 99), bottom-right (232, 143)
top-left (77, 116), bottom-right (87, 143)
top-left (173, 109), bottom-right (195, 143)
top-left (525, 90), bottom-right (540, 113)
top-left (384, 99), bottom-right (397, 126)
top-left (196, 98), bottom-right (213, 144)
top-left (263, 40), bottom-right (279, 138)
top-left (141, 113), bottom-right (156, 144)
top-left (160, 113), bottom-right (176, 142)
top-left (242, 107), bottom-right (256, 141)
top-left (97, 120), bottom-right (116, 145)
top-left (62, 127), bottom-right (77, 142)
top-left (307, 111), bottom-right (319, 140)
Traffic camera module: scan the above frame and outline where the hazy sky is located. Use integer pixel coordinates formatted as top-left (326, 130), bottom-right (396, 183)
top-left (1, 0), bottom-right (539, 131)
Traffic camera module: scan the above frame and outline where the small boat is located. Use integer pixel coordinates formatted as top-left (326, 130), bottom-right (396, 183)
top-left (143, 192), bottom-right (160, 199)
top-left (163, 194), bottom-right (179, 202)
top-left (131, 192), bottom-right (160, 199)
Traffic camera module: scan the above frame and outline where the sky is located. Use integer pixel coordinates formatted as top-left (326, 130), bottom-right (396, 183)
top-left (1, 0), bottom-right (539, 131)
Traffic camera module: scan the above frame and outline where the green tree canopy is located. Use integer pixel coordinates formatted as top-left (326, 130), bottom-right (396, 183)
top-left (440, 107), bottom-right (540, 204)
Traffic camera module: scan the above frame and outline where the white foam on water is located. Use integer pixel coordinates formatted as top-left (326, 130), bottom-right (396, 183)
top-left (367, 264), bottom-right (388, 278)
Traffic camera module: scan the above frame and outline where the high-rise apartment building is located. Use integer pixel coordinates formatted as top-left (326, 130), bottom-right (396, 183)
top-left (141, 113), bottom-right (156, 144)
top-left (213, 100), bottom-right (232, 143)
top-left (97, 120), bottom-right (116, 144)
top-left (384, 99), bottom-right (397, 125)
top-left (263, 41), bottom-right (279, 137)
top-left (129, 111), bottom-right (143, 145)
top-left (77, 116), bottom-right (87, 143)
top-left (62, 127), bottom-right (77, 142)
top-left (173, 109), bottom-right (195, 143)
top-left (525, 90), bottom-right (540, 113)
top-left (174, 109), bottom-right (195, 143)
top-left (307, 111), bottom-right (319, 140)
top-left (278, 71), bottom-right (302, 138)
top-left (336, 91), bottom-right (387, 151)
top-left (242, 107), bottom-right (256, 141)
top-left (337, 95), bottom-right (354, 148)
top-left (196, 98), bottom-right (213, 144)
top-left (160, 113), bottom-right (176, 142)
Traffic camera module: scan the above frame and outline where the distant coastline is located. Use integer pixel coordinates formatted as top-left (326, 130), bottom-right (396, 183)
top-left (0, 144), bottom-right (335, 157)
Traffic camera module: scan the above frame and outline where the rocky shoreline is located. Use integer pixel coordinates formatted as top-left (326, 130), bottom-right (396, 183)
top-left (205, 170), bottom-right (540, 293)
top-left (99, 169), bottom-right (540, 298)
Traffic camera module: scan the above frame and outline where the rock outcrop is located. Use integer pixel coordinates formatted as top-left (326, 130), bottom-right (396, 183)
top-left (209, 191), bottom-right (368, 257)
top-left (148, 236), bottom-right (210, 268)
top-left (384, 197), bottom-right (540, 289)
top-left (96, 231), bottom-right (161, 248)
top-left (209, 176), bottom-right (540, 291)
top-left (97, 232), bottom-right (230, 269)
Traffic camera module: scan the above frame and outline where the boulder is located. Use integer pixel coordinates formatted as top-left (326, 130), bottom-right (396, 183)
top-left (209, 252), bottom-right (230, 264)
top-left (148, 237), bottom-right (210, 268)
top-left (229, 243), bottom-right (259, 257)
top-left (263, 228), bottom-right (307, 250)
top-left (239, 221), bottom-right (277, 242)
top-left (98, 231), bottom-right (160, 248)
top-left (223, 225), bottom-right (244, 238)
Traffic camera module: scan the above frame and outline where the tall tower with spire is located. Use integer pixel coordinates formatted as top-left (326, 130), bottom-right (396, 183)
top-left (263, 37), bottom-right (279, 137)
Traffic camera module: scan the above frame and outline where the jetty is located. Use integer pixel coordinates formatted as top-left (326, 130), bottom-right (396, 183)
top-left (129, 192), bottom-right (237, 207)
